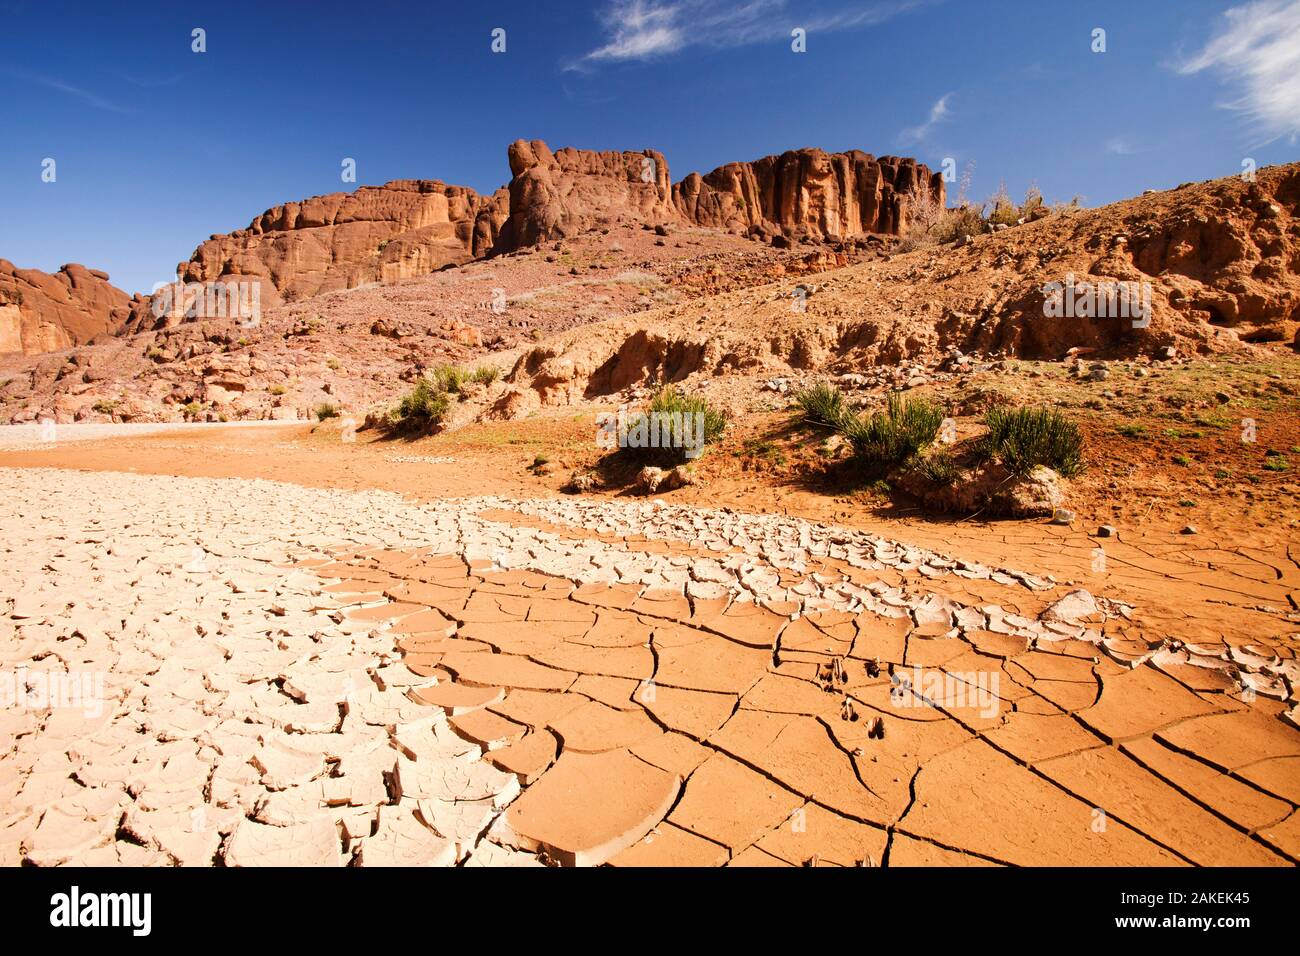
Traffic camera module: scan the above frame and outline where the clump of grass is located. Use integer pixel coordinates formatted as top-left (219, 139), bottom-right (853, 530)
top-left (840, 392), bottom-right (943, 473)
top-left (91, 400), bottom-right (117, 415)
top-left (314, 402), bottom-right (340, 421)
top-left (181, 401), bottom-right (204, 422)
top-left (387, 379), bottom-right (452, 434)
top-left (619, 386), bottom-right (727, 464)
top-left (981, 406), bottom-right (1084, 477)
top-left (795, 381), bottom-right (848, 430)
top-left (268, 384), bottom-right (286, 396)
top-left (1116, 423), bottom-right (1146, 438)
top-left (1172, 453), bottom-right (1191, 467)
top-left (740, 438), bottom-right (787, 468)
top-left (472, 365), bottom-right (500, 386)
top-left (429, 364), bottom-right (470, 394)
top-left (910, 449), bottom-right (959, 485)
top-left (1263, 454), bottom-right (1289, 472)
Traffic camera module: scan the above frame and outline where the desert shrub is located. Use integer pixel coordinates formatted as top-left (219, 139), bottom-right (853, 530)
top-left (388, 379), bottom-right (452, 434)
top-left (472, 365), bottom-right (500, 385)
top-left (840, 392), bottom-right (943, 472)
top-left (982, 406), bottom-right (1084, 477)
top-left (314, 402), bottom-right (340, 421)
top-left (429, 364), bottom-right (470, 394)
top-left (619, 386), bottom-right (727, 464)
top-left (795, 381), bottom-right (848, 429)
top-left (910, 449), bottom-right (959, 485)
top-left (91, 400), bottom-right (117, 415)
top-left (180, 401), bottom-right (204, 422)
top-left (929, 203), bottom-right (986, 244)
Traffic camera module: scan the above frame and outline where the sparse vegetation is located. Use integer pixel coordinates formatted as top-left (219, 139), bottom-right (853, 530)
top-left (1263, 454), bottom-right (1289, 472)
top-left (618, 386), bottom-right (728, 464)
top-left (180, 401), bottom-right (204, 422)
top-left (429, 364), bottom-right (470, 394)
top-left (910, 449), bottom-right (959, 485)
top-left (91, 400), bottom-right (117, 415)
top-left (386, 379), bottom-right (452, 435)
top-left (1116, 423), bottom-right (1146, 438)
top-left (795, 381), bottom-right (848, 429)
top-left (471, 365), bottom-right (499, 385)
top-left (839, 391), bottom-right (944, 473)
top-left (314, 402), bottom-right (340, 421)
top-left (981, 406), bottom-right (1084, 477)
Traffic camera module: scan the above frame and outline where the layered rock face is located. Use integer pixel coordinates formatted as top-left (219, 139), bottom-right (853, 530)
top-left (673, 148), bottom-right (945, 241)
top-left (178, 180), bottom-right (507, 313)
top-left (493, 140), bottom-right (675, 251)
top-left (0, 261), bottom-right (145, 355)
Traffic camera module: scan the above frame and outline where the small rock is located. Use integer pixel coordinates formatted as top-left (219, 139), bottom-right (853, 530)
top-left (1050, 508), bottom-right (1076, 525)
top-left (1097, 525), bottom-right (1116, 537)
top-left (1180, 525), bottom-right (1198, 535)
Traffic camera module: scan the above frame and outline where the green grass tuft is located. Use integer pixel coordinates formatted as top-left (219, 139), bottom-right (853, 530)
top-left (840, 392), bottom-right (944, 473)
top-left (794, 381), bottom-right (848, 430)
top-left (982, 406), bottom-right (1084, 477)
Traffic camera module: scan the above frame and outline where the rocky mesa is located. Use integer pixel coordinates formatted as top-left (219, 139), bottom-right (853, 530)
top-left (0, 260), bottom-right (149, 355)
top-left (674, 147), bottom-right (945, 243)
top-left (175, 179), bottom-right (510, 314)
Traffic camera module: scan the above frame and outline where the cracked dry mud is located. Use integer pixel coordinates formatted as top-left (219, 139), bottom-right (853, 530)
top-left (2, 466), bottom-right (1297, 867)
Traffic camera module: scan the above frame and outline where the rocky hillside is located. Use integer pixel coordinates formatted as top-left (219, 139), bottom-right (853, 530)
top-left (496, 161), bottom-right (1300, 413)
top-left (5, 138), bottom-right (943, 355)
top-left (0, 261), bottom-right (149, 355)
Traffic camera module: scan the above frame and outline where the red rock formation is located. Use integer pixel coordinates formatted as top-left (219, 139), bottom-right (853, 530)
top-left (0, 261), bottom-right (144, 355)
top-left (494, 140), bottom-right (675, 251)
top-left (179, 180), bottom-right (505, 310)
top-left (673, 148), bottom-right (945, 241)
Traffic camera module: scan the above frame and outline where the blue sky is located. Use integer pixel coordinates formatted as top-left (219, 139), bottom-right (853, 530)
top-left (1, 0), bottom-right (1297, 294)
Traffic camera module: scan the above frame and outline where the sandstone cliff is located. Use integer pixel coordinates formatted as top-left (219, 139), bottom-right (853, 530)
top-left (492, 139), bottom-right (675, 251)
top-left (0, 261), bottom-right (145, 355)
top-left (673, 148), bottom-right (945, 241)
top-left (177, 180), bottom-right (506, 312)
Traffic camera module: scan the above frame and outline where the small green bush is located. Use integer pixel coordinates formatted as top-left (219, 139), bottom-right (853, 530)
top-left (472, 365), bottom-right (500, 386)
top-left (911, 449), bottom-right (959, 485)
top-left (795, 381), bottom-right (848, 430)
top-left (389, 379), bottom-right (452, 434)
top-left (315, 402), bottom-right (340, 421)
top-left (619, 386), bottom-right (727, 464)
top-left (840, 392), bottom-right (943, 473)
top-left (429, 364), bottom-right (470, 395)
top-left (982, 406), bottom-right (1084, 477)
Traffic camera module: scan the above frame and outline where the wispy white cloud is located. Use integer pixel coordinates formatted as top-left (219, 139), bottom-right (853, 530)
top-left (898, 92), bottom-right (952, 145)
top-left (1105, 136), bottom-right (1138, 155)
top-left (572, 0), bottom-right (926, 68)
top-left (8, 68), bottom-right (129, 113)
top-left (1178, 0), bottom-right (1300, 144)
